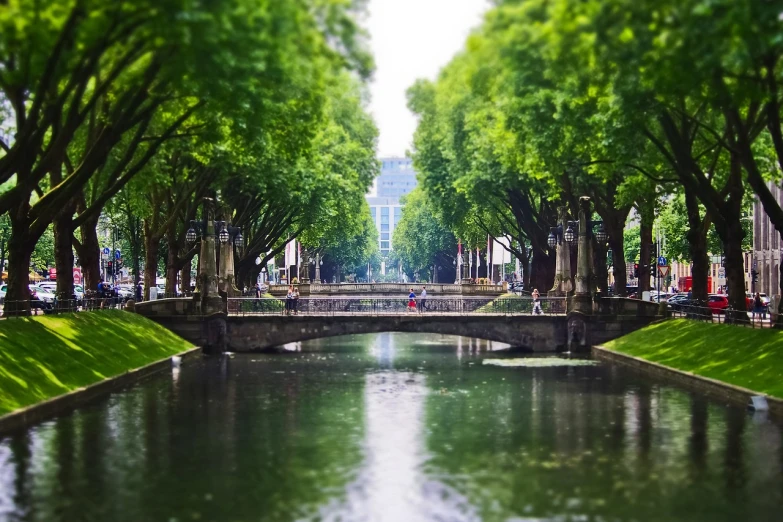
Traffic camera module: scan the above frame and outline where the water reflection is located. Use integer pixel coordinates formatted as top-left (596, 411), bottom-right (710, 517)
top-left (0, 333), bottom-right (781, 522)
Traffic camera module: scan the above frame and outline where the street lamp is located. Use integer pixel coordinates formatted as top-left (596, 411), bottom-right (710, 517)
top-left (564, 224), bottom-right (576, 244)
top-left (187, 220), bottom-right (243, 249)
top-left (548, 221), bottom-right (579, 249)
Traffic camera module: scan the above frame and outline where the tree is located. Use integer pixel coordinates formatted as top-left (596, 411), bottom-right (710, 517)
top-left (392, 188), bottom-right (458, 283)
top-left (0, 0), bottom-right (319, 311)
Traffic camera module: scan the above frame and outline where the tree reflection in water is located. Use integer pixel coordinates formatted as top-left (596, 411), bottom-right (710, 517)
top-left (0, 332), bottom-right (781, 522)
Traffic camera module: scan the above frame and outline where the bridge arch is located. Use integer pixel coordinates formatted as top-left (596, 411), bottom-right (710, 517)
top-left (224, 315), bottom-right (569, 352)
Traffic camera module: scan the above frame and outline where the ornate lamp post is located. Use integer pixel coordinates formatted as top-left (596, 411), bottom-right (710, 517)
top-left (185, 202), bottom-right (244, 300)
top-left (572, 197), bottom-right (596, 313)
top-left (548, 207), bottom-right (576, 298)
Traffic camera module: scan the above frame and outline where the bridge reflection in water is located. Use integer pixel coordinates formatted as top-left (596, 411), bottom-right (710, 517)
top-left (0, 333), bottom-right (781, 521)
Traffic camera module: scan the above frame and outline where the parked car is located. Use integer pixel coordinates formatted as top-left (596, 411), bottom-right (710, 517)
top-left (707, 294), bottom-right (729, 314)
top-left (116, 285), bottom-right (134, 301)
top-left (74, 284), bottom-right (84, 304)
top-left (28, 284), bottom-right (55, 313)
top-left (668, 295), bottom-right (701, 311)
top-left (0, 283), bottom-right (6, 304)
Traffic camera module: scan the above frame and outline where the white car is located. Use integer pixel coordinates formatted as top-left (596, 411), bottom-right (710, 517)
top-left (0, 283), bottom-right (6, 304)
top-left (29, 284), bottom-right (55, 303)
top-left (38, 282), bottom-right (85, 304)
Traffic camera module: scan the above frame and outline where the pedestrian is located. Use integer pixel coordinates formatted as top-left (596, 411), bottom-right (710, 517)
top-left (255, 282), bottom-right (262, 299)
top-left (419, 285), bottom-right (427, 313)
top-left (135, 281), bottom-right (143, 302)
top-left (97, 278), bottom-right (106, 309)
top-left (753, 292), bottom-right (763, 322)
top-left (531, 288), bottom-right (543, 315)
top-left (285, 285), bottom-right (294, 315)
top-left (293, 286), bottom-right (300, 315)
top-left (407, 288), bottom-right (416, 312)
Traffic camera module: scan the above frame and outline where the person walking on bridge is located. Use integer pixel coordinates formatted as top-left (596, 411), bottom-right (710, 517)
top-left (531, 289), bottom-right (543, 315)
top-left (419, 286), bottom-right (427, 313)
top-left (407, 288), bottom-right (416, 312)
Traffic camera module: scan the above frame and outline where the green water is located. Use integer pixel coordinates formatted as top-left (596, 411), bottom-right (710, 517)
top-left (1, 333), bottom-right (781, 521)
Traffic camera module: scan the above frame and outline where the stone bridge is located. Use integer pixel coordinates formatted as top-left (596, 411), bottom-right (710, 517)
top-left (134, 297), bottom-right (663, 353)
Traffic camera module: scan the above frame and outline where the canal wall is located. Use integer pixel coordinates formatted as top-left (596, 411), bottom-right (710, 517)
top-left (593, 346), bottom-right (783, 418)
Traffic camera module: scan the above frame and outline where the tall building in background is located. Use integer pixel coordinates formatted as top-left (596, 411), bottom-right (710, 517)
top-left (752, 181), bottom-right (782, 296)
top-left (366, 157), bottom-right (418, 258)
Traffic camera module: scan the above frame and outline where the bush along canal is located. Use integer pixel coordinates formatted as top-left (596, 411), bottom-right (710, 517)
top-left (1, 332), bottom-right (782, 522)
top-left (0, 310), bottom-right (194, 420)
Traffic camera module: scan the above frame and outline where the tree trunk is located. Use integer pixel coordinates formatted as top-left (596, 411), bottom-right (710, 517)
top-left (530, 250), bottom-right (555, 293)
top-left (711, 155), bottom-right (747, 317)
top-left (181, 264), bottom-right (192, 295)
top-left (639, 209), bottom-right (654, 294)
top-left (143, 222), bottom-right (161, 301)
top-left (4, 210), bottom-right (34, 316)
top-left (520, 246), bottom-right (531, 290)
top-left (78, 215), bottom-right (101, 295)
top-left (606, 222), bottom-right (627, 297)
top-left (685, 192), bottom-right (709, 302)
top-left (165, 227), bottom-right (180, 297)
top-left (723, 219), bottom-right (747, 321)
top-left (53, 205), bottom-right (76, 310)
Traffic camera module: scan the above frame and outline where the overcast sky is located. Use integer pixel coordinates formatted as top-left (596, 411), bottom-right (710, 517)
top-left (366, 0), bottom-right (490, 158)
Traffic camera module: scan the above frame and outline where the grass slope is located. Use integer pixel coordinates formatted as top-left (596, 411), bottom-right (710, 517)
top-left (604, 319), bottom-right (783, 398)
top-left (0, 310), bottom-right (193, 415)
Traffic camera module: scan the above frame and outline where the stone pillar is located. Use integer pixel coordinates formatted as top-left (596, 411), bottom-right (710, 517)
top-left (196, 198), bottom-right (227, 355)
top-left (548, 206), bottom-right (573, 297)
top-left (314, 254), bottom-right (321, 283)
top-left (301, 249), bottom-right (310, 283)
top-left (571, 196), bottom-right (594, 315)
top-left (218, 224), bottom-right (239, 297)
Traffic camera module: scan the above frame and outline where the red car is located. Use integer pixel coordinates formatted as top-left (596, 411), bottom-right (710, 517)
top-left (708, 294), bottom-right (729, 314)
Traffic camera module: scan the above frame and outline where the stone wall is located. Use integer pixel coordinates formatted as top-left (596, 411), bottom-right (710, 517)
top-left (225, 314), bottom-right (568, 352)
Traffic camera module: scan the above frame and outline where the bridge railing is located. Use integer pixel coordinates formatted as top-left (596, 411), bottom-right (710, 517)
top-left (226, 296), bottom-right (567, 316)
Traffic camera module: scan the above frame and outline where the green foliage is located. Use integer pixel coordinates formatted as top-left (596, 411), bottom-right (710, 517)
top-left (623, 226), bottom-right (641, 263)
top-left (0, 310), bottom-right (192, 415)
top-left (392, 188), bottom-right (457, 278)
top-left (30, 225), bottom-right (55, 270)
top-left (605, 319), bottom-right (783, 399)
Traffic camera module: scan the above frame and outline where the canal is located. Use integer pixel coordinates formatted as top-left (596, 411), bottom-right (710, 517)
top-left (1, 333), bottom-right (781, 521)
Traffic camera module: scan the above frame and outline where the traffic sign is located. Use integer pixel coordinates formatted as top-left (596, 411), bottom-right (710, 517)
top-left (657, 256), bottom-right (667, 266)
top-left (115, 249), bottom-right (121, 259)
top-left (658, 265), bottom-right (670, 277)
top-left (103, 247), bottom-right (110, 256)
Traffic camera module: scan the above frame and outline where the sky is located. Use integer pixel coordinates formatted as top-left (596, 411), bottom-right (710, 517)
top-left (366, 0), bottom-right (490, 158)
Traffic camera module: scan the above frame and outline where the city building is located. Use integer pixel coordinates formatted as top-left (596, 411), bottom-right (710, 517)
top-left (366, 157), bottom-right (417, 258)
top-left (752, 181), bottom-right (782, 297)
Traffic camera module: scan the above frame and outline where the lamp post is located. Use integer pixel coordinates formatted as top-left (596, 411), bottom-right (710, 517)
top-left (187, 218), bottom-right (243, 297)
top-left (572, 197), bottom-right (595, 313)
top-left (548, 207), bottom-right (576, 297)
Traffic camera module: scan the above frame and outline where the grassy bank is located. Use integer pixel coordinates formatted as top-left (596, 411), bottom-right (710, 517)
top-left (604, 319), bottom-right (783, 398)
top-left (0, 310), bottom-right (193, 416)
